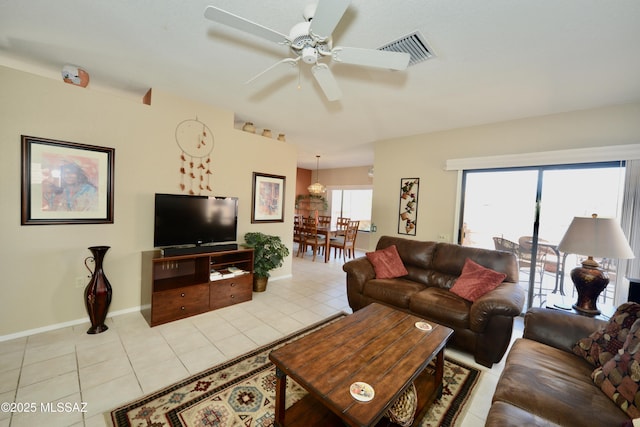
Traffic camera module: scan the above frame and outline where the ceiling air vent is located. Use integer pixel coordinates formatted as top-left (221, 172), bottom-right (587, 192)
top-left (378, 31), bottom-right (434, 66)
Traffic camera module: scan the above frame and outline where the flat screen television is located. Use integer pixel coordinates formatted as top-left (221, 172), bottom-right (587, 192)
top-left (154, 193), bottom-right (238, 248)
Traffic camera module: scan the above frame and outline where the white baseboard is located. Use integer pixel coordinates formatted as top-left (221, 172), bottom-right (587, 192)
top-left (0, 305), bottom-right (143, 342)
top-left (268, 274), bottom-right (293, 282)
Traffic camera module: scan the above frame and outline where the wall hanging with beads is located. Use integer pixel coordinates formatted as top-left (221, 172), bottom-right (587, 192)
top-left (175, 117), bottom-right (214, 194)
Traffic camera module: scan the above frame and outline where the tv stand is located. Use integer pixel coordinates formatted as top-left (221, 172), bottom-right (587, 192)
top-left (141, 248), bottom-right (253, 326)
top-left (161, 243), bottom-right (238, 257)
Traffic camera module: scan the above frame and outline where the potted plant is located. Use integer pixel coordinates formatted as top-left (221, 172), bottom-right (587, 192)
top-left (243, 232), bottom-right (290, 292)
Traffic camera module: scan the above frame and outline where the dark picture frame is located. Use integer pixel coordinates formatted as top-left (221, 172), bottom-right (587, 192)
top-left (251, 172), bottom-right (285, 223)
top-left (398, 178), bottom-right (419, 235)
top-left (21, 135), bottom-right (115, 225)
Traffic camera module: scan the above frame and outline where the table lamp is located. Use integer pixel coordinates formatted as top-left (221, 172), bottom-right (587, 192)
top-left (558, 214), bottom-right (635, 315)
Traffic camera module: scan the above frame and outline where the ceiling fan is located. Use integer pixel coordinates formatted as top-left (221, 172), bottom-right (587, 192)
top-left (204, 0), bottom-right (411, 101)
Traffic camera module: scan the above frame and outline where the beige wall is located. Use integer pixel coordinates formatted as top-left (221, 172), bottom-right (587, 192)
top-left (317, 165), bottom-right (374, 187)
top-left (296, 165), bottom-right (373, 190)
top-left (371, 103), bottom-right (640, 250)
top-left (0, 66), bottom-right (297, 338)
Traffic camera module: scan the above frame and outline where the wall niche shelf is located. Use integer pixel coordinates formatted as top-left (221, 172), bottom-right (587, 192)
top-left (141, 248), bottom-right (254, 326)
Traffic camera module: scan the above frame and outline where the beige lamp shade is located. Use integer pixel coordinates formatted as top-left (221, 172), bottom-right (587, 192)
top-left (558, 215), bottom-right (635, 260)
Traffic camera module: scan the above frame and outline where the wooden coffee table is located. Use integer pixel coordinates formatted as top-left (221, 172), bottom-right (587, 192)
top-left (269, 303), bottom-right (454, 427)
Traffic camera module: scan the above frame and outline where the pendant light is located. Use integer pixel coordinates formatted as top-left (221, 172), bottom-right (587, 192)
top-left (307, 155), bottom-right (326, 195)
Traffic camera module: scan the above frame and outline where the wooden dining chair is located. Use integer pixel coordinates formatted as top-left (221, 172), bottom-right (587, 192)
top-left (318, 215), bottom-right (331, 228)
top-left (299, 217), bottom-right (326, 261)
top-left (293, 215), bottom-right (302, 251)
top-left (330, 220), bottom-right (359, 261)
top-left (335, 217), bottom-right (350, 236)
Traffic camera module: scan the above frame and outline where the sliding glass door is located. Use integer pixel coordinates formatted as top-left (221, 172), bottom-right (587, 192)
top-left (460, 162), bottom-right (625, 309)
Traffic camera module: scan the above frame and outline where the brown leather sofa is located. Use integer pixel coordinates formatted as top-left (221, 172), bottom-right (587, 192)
top-left (342, 236), bottom-right (525, 367)
top-left (486, 308), bottom-right (629, 426)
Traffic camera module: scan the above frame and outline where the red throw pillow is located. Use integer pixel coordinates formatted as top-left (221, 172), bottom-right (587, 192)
top-left (450, 258), bottom-right (507, 302)
top-left (366, 245), bottom-right (408, 279)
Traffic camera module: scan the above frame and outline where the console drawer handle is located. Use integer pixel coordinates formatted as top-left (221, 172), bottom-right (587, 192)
top-left (181, 293), bottom-right (185, 297)
top-left (181, 306), bottom-right (185, 310)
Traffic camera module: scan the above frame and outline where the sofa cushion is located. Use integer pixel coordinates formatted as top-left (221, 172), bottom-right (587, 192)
top-left (363, 279), bottom-right (425, 309)
top-left (573, 302), bottom-right (640, 367)
top-left (376, 236), bottom-right (437, 271)
top-left (409, 287), bottom-right (470, 329)
top-left (486, 401), bottom-right (563, 427)
top-left (449, 258), bottom-right (506, 302)
top-left (366, 245), bottom-right (409, 279)
top-left (431, 243), bottom-right (519, 284)
top-left (592, 319), bottom-right (640, 418)
top-left (492, 338), bottom-right (629, 426)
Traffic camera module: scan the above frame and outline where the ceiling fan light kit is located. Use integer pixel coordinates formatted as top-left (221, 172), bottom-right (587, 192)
top-left (204, 0), bottom-right (410, 101)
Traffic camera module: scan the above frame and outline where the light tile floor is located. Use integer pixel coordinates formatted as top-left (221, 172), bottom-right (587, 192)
top-left (0, 249), bottom-right (523, 427)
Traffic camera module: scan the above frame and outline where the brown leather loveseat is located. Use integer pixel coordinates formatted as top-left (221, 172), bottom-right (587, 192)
top-left (486, 308), bottom-right (630, 426)
top-left (343, 236), bottom-right (525, 367)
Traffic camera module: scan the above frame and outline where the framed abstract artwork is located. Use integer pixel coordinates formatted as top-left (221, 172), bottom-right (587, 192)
top-left (21, 135), bottom-right (115, 225)
top-left (251, 172), bottom-right (285, 223)
top-left (398, 178), bottom-right (419, 235)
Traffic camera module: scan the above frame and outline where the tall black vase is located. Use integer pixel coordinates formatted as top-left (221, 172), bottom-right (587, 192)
top-left (84, 246), bottom-right (113, 334)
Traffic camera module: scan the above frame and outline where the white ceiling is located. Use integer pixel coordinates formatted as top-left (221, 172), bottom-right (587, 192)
top-left (1, 0), bottom-right (639, 169)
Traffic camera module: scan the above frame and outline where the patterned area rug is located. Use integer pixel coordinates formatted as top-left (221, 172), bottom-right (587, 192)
top-left (107, 314), bottom-right (481, 427)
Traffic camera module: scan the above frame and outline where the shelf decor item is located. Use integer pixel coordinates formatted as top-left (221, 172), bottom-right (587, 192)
top-left (21, 135), bottom-right (115, 225)
top-left (243, 232), bottom-right (289, 292)
top-left (242, 122), bottom-right (256, 133)
top-left (62, 64), bottom-right (90, 87)
top-left (398, 178), bottom-right (420, 236)
top-left (251, 172), bottom-right (286, 223)
top-left (84, 246), bottom-right (113, 334)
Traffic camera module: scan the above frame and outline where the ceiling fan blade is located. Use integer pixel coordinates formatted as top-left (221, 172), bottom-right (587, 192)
top-left (311, 63), bottom-right (342, 101)
top-left (204, 6), bottom-right (289, 44)
top-left (309, 0), bottom-right (350, 41)
top-left (245, 58), bottom-right (299, 84)
top-left (332, 47), bottom-right (411, 70)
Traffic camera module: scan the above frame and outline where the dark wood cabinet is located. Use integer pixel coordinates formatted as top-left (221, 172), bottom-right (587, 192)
top-left (142, 248), bottom-right (254, 326)
top-left (210, 274), bottom-right (253, 310)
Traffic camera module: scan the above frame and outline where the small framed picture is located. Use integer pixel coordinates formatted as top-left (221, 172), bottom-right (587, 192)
top-left (251, 172), bottom-right (285, 223)
top-left (21, 135), bottom-right (115, 225)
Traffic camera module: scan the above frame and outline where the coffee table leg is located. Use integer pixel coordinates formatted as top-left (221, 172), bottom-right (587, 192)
top-left (434, 348), bottom-right (445, 398)
top-left (275, 366), bottom-right (287, 427)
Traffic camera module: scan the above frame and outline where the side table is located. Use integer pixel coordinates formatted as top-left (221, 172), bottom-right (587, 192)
top-left (545, 293), bottom-right (615, 320)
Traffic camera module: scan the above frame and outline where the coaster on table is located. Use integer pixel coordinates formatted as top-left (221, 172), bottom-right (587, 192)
top-left (350, 382), bottom-right (375, 402)
top-left (415, 321), bottom-right (432, 331)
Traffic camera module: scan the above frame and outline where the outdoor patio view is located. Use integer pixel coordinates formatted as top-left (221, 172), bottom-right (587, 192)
top-left (460, 162), bottom-right (626, 310)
